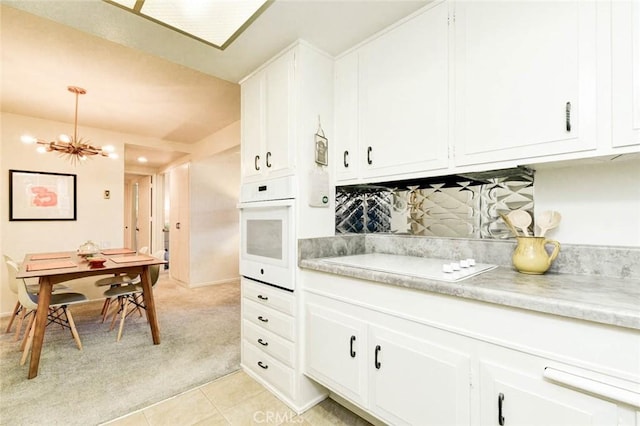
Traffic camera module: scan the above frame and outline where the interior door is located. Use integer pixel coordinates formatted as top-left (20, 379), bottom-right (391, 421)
top-left (137, 175), bottom-right (152, 252)
top-left (123, 180), bottom-right (132, 249)
top-left (169, 164), bottom-right (190, 284)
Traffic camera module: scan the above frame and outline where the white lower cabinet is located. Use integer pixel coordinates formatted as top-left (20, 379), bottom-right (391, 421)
top-left (305, 302), bottom-right (368, 405)
top-left (241, 277), bottom-right (326, 411)
top-left (302, 271), bottom-right (639, 426)
top-left (478, 345), bottom-right (618, 426)
top-left (242, 278), bottom-right (296, 401)
top-left (305, 294), bottom-right (472, 426)
top-left (368, 325), bottom-right (471, 426)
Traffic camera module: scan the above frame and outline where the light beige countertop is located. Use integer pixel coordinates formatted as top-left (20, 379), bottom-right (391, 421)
top-left (298, 236), bottom-right (640, 331)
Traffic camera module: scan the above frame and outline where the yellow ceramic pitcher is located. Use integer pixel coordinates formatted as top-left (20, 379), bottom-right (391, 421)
top-left (512, 236), bottom-right (560, 274)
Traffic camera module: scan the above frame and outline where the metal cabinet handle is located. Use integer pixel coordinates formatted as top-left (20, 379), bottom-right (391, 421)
top-left (257, 316), bottom-right (269, 323)
top-left (258, 361), bottom-right (268, 369)
top-left (565, 102), bottom-right (571, 132)
top-left (257, 295), bottom-right (268, 301)
top-left (374, 344), bottom-right (381, 369)
top-left (498, 393), bottom-right (505, 425)
top-left (367, 146), bottom-right (373, 165)
top-left (343, 150), bottom-right (349, 168)
top-left (266, 151), bottom-right (272, 168)
top-left (257, 338), bottom-right (268, 346)
top-left (349, 335), bottom-right (356, 358)
top-left (254, 155), bottom-right (260, 171)
top-left (175, 222), bottom-right (181, 230)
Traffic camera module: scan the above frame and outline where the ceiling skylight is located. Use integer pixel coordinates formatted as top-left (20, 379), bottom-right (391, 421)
top-left (105, 0), bottom-right (270, 49)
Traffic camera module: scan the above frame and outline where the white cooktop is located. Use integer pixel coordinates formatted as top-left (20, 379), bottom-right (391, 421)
top-left (322, 253), bottom-right (497, 283)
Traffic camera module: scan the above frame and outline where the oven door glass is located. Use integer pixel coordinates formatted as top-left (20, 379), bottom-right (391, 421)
top-left (246, 219), bottom-right (282, 260)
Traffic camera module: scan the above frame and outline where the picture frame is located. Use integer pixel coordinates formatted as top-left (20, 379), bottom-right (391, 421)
top-left (9, 169), bottom-right (77, 221)
top-left (315, 133), bottom-right (328, 166)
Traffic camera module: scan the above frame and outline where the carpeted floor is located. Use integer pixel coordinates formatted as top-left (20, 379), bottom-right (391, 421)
top-left (0, 273), bottom-right (241, 426)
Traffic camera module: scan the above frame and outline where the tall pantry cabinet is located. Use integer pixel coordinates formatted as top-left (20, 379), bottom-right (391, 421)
top-left (239, 40), bottom-right (335, 413)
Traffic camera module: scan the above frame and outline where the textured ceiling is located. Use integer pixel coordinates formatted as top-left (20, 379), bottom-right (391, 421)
top-left (1, 0), bottom-right (428, 170)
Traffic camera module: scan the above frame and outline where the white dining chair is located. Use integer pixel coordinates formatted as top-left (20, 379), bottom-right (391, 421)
top-left (3, 255), bottom-right (70, 341)
top-left (103, 250), bottom-right (163, 342)
top-left (6, 260), bottom-right (88, 365)
top-left (95, 245), bottom-right (150, 320)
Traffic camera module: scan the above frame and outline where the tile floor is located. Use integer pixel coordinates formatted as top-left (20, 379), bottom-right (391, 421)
top-left (104, 370), bottom-right (374, 426)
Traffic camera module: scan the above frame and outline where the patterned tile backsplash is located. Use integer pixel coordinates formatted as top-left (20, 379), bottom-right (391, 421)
top-left (336, 168), bottom-right (534, 239)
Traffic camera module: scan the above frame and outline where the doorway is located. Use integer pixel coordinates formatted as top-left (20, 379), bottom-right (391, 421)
top-left (124, 174), bottom-right (153, 252)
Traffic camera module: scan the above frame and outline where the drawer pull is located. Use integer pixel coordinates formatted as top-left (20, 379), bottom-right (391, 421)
top-left (498, 393), bottom-right (505, 425)
top-left (254, 155), bottom-right (260, 171)
top-left (374, 344), bottom-right (381, 369)
top-left (257, 338), bottom-right (268, 346)
top-left (257, 295), bottom-right (268, 301)
top-left (258, 361), bottom-right (268, 369)
top-left (543, 367), bottom-right (640, 408)
top-left (349, 335), bottom-right (356, 358)
top-left (258, 316), bottom-right (269, 323)
top-left (266, 151), bottom-right (272, 168)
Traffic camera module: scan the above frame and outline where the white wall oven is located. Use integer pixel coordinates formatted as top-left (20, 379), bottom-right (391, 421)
top-left (239, 176), bottom-right (296, 291)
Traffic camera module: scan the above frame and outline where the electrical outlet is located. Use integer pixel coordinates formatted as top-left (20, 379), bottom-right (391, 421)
top-left (104, 190), bottom-right (110, 199)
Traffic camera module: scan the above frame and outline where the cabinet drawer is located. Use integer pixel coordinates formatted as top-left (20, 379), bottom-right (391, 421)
top-left (243, 299), bottom-right (295, 341)
top-left (243, 340), bottom-right (295, 399)
top-left (243, 319), bottom-right (295, 368)
top-left (242, 278), bottom-right (295, 316)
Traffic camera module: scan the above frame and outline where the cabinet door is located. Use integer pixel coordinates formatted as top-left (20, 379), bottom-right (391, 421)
top-left (612, 0), bottom-right (640, 148)
top-left (369, 324), bottom-right (471, 426)
top-left (453, 0), bottom-right (598, 166)
top-left (241, 72), bottom-right (264, 179)
top-left (334, 51), bottom-right (359, 182)
top-left (479, 358), bottom-right (618, 426)
top-left (264, 50), bottom-right (295, 177)
top-left (305, 302), bottom-right (368, 406)
top-left (358, 0), bottom-right (449, 179)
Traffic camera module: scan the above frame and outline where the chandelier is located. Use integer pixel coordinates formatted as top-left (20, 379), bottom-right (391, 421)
top-left (21, 86), bottom-right (116, 164)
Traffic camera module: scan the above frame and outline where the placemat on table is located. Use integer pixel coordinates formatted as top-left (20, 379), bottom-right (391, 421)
top-left (29, 253), bottom-right (72, 261)
top-left (109, 255), bottom-right (152, 263)
top-left (101, 248), bottom-right (136, 255)
top-left (26, 260), bottom-right (77, 271)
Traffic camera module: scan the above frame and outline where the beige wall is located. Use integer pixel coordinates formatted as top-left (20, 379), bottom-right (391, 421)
top-left (534, 157), bottom-right (640, 247)
top-left (0, 112), bottom-right (129, 312)
top-left (189, 146), bottom-right (240, 286)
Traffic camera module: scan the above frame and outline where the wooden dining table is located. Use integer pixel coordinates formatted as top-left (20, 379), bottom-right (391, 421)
top-left (16, 249), bottom-right (166, 379)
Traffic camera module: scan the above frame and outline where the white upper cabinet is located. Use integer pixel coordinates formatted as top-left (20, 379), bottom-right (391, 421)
top-left (241, 50), bottom-right (295, 181)
top-left (612, 0), bottom-right (640, 148)
top-left (334, 0), bottom-right (449, 183)
top-left (453, 0), bottom-right (599, 166)
top-left (359, 0), bottom-right (449, 179)
top-left (334, 52), bottom-right (360, 182)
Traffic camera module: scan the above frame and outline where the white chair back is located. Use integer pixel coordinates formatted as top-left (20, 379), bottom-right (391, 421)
top-left (4, 257), bottom-right (19, 295)
top-left (6, 260), bottom-right (38, 310)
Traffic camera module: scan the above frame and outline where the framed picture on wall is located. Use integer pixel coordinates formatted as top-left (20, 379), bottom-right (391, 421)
top-left (9, 169), bottom-right (77, 221)
top-left (315, 133), bottom-right (328, 166)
